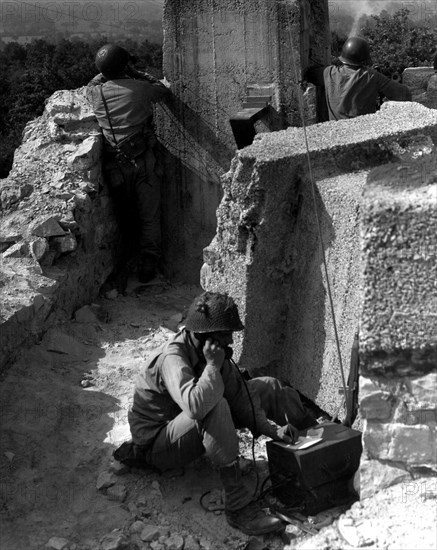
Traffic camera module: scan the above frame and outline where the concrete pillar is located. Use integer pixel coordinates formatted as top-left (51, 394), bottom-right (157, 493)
top-left (157, 0), bottom-right (330, 282)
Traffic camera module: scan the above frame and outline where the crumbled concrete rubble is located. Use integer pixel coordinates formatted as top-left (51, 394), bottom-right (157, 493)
top-left (0, 88), bottom-right (118, 371)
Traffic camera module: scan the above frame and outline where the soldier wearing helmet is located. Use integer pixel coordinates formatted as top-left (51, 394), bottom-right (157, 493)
top-left (305, 36), bottom-right (412, 121)
top-left (87, 44), bottom-right (171, 291)
top-left (124, 291), bottom-right (316, 536)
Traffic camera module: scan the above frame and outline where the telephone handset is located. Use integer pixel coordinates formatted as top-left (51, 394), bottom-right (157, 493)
top-left (195, 333), bottom-right (233, 360)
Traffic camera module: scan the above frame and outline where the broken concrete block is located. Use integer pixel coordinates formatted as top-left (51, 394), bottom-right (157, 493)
top-left (51, 232), bottom-right (77, 254)
top-left (100, 531), bottom-right (130, 550)
top-left (184, 535), bottom-right (201, 550)
top-left (0, 233), bottom-right (21, 247)
top-left (39, 249), bottom-right (57, 267)
top-left (45, 537), bottom-right (71, 550)
top-left (129, 520), bottom-right (146, 534)
top-left (29, 237), bottom-right (49, 262)
top-left (127, 502), bottom-right (140, 517)
top-left (409, 373), bottom-right (437, 410)
top-left (68, 136), bottom-right (101, 170)
top-left (96, 471), bottom-right (115, 490)
top-left (165, 534), bottom-right (184, 550)
top-left (32, 217), bottom-right (66, 238)
top-left (74, 304), bottom-right (109, 324)
top-left (2, 241), bottom-right (29, 258)
top-left (360, 391), bottom-right (394, 421)
top-left (140, 525), bottom-right (166, 542)
top-left (388, 424), bottom-right (435, 464)
top-left (107, 484), bottom-right (127, 502)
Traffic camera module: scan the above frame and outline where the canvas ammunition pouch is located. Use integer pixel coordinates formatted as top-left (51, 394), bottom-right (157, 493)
top-left (103, 131), bottom-right (150, 165)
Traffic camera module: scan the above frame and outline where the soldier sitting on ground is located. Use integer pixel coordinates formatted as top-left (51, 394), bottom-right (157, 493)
top-left (123, 291), bottom-right (316, 536)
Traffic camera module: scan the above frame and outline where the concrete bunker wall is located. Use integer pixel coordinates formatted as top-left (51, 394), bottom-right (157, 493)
top-left (157, 0), bottom-right (330, 282)
top-left (201, 102), bottom-right (437, 423)
top-left (359, 155), bottom-right (437, 495)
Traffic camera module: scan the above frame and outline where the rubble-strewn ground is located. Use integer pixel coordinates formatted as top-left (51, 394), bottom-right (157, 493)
top-left (0, 280), bottom-right (436, 550)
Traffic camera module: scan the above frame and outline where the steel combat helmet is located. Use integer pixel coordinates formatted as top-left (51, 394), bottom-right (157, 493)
top-left (339, 36), bottom-right (372, 66)
top-left (184, 292), bottom-right (244, 333)
top-left (95, 44), bottom-right (130, 78)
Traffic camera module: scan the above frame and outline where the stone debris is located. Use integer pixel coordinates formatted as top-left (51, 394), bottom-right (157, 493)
top-left (164, 534), bottom-right (184, 550)
top-left (0, 87), bottom-right (117, 371)
top-left (45, 537), bottom-right (72, 550)
top-left (140, 524), bottom-right (168, 542)
top-left (151, 480), bottom-right (163, 497)
top-left (100, 531), bottom-right (130, 550)
top-left (127, 501), bottom-right (140, 517)
top-left (337, 515), bottom-right (375, 547)
top-left (108, 461), bottom-right (130, 476)
top-left (107, 484), bottom-right (128, 502)
top-left (105, 289), bottom-right (119, 300)
top-left (184, 534), bottom-right (201, 550)
top-left (44, 329), bottom-right (91, 357)
top-left (29, 237), bottom-right (49, 261)
top-left (51, 232), bottom-right (77, 254)
top-left (2, 241), bottom-right (28, 258)
top-left (129, 520), bottom-right (147, 534)
top-left (74, 303), bottom-right (110, 324)
top-left (32, 217), bottom-right (66, 238)
top-left (96, 471), bottom-right (115, 490)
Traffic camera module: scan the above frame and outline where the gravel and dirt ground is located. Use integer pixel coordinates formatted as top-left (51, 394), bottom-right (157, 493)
top-left (0, 278), bottom-right (436, 550)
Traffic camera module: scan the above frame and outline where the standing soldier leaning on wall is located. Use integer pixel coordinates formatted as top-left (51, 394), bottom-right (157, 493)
top-left (87, 44), bottom-right (171, 293)
top-left (305, 36), bottom-right (412, 121)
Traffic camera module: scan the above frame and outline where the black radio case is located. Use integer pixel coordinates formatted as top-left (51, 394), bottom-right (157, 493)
top-left (266, 423), bottom-right (362, 514)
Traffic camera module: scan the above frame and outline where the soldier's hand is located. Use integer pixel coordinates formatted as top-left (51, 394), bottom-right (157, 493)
top-left (274, 424), bottom-right (299, 445)
top-left (203, 338), bottom-right (225, 369)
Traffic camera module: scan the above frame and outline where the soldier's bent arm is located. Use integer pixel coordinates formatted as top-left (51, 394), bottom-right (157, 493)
top-left (377, 72), bottom-right (412, 102)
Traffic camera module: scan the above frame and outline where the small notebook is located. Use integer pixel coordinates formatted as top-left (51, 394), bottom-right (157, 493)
top-left (278, 435), bottom-right (323, 450)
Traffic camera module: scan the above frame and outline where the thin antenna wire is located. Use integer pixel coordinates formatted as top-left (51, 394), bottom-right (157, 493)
top-left (283, 4), bottom-right (349, 420)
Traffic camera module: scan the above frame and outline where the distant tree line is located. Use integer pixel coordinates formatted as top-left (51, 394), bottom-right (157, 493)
top-left (331, 8), bottom-right (437, 77)
top-left (0, 38), bottom-right (163, 178)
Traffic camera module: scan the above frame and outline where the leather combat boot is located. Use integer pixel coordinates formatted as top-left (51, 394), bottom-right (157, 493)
top-left (219, 461), bottom-right (283, 536)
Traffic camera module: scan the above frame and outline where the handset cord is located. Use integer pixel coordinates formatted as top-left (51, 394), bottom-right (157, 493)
top-left (229, 356), bottom-right (260, 497)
